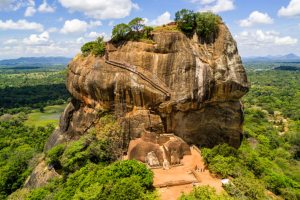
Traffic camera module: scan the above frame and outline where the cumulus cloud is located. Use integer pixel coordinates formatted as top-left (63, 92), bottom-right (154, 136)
top-left (239, 11), bottom-right (274, 27)
top-left (60, 19), bottom-right (102, 34)
top-left (88, 20), bottom-right (102, 28)
top-left (24, 6), bottom-right (36, 17)
top-left (0, 0), bottom-right (22, 10)
top-left (60, 19), bottom-right (88, 34)
top-left (235, 30), bottom-right (299, 56)
top-left (278, 0), bottom-right (300, 17)
top-left (23, 31), bottom-right (50, 45)
top-left (3, 39), bottom-right (18, 45)
top-left (0, 37), bottom-right (84, 59)
top-left (38, 0), bottom-right (55, 13)
top-left (58, 0), bottom-right (139, 19)
top-left (194, 0), bottom-right (235, 13)
top-left (85, 31), bottom-right (110, 41)
top-left (144, 12), bottom-right (172, 26)
top-left (235, 30), bottom-right (298, 46)
top-left (47, 27), bottom-right (58, 33)
top-left (0, 19), bottom-right (43, 31)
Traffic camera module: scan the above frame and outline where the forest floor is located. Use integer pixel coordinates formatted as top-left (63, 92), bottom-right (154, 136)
top-left (153, 147), bottom-right (223, 200)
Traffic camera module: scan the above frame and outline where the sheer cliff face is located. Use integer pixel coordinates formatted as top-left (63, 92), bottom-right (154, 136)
top-left (46, 23), bottom-right (249, 150)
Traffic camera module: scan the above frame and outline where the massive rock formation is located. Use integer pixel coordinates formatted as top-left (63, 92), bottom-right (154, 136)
top-left (46, 22), bottom-right (249, 155)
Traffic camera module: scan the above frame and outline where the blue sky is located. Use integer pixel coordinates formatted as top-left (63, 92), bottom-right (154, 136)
top-left (0, 0), bottom-right (299, 59)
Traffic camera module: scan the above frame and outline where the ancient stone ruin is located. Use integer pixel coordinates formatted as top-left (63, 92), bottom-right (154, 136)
top-left (45, 21), bottom-right (249, 167)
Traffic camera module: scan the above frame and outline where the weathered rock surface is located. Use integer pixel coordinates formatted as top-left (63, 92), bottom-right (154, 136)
top-left (47, 22), bottom-right (249, 152)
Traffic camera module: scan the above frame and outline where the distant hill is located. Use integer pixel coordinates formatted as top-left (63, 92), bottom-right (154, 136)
top-left (0, 57), bottom-right (72, 67)
top-left (243, 53), bottom-right (300, 62)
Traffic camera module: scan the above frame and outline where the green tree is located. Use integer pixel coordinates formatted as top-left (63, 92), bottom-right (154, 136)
top-left (195, 12), bottom-right (221, 43)
top-left (81, 37), bottom-right (106, 57)
top-left (128, 17), bottom-right (145, 32)
top-left (175, 9), bottom-right (196, 36)
top-left (111, 23), bottom-right (131, 42)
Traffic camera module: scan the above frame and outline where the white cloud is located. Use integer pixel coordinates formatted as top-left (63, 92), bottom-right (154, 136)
top-left (239, 11), bottom-right (274, 27)
top-left (274, 36), bottom-right (298, 45)
top-left (144, 11), bottom-right (172, 26)
top-left (278, 0), bottom-right (300, 17)
top-left (58, 0), bottom-right (139, 19)
top-left (235, 30), bottom-right (299, 56)
top-left (0, 0), bottom-right (35, 11)
top-left (88, 20), bottom-right (102, 28)
top-left (60, 19), bottom-right (102, 34)
top-left (191, 0), bottom-right (216, 4)
top-left (85, 31), bottom-right (109, 40)
top-left (0, 0), bottom-right (21, 10)
top-left (0, 36), bottom-right (84, 59)
top-left (38, 0), bottom-right (55, 13)
top-left (24, 6), bottom-right (36, 17)
top-left (23, 31), bottom-right (50, 45)
top-left (196, 0), bottom-right (235, 13)
top-left (3, 39), bottom-right (18, 45)
top-left (235, 30), bottom-right (298, 46)
top-left (0, 19), bottom-right (43, 31)
top-left (60, 19), bottom-right (88, 34)
top-left (27, 0), bottom-right (34, 6)
top-left (76, 37), bottom-right (85, 44)
top-left (86, 31), bottom-right (99, 38)
top-left (47, 27), bottom-right (58, 33)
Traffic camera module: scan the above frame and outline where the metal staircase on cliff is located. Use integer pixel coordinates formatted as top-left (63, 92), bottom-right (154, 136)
top-left (105, 59), bottom-right (171, 97)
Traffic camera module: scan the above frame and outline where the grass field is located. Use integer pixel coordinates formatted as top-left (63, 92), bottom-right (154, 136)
top-left (25, 104), bottom-right (66, 127)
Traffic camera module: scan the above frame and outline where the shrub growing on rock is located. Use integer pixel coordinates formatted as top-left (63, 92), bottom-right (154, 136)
top-left (174, 9), bottom-right (221, 43)
top-left (195, 12), bottom-right (221, 43)
top-left (81, 37), bottom-right (106, 57)
top-left (111, 17), bottom-right (154, 43)
top-left (175, 9), bottom-right (196, 36)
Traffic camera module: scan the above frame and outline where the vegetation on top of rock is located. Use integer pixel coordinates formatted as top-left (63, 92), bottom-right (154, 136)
top-left (81, 37), bottom-right (106, 57)
top-left (175, 9), bottom-right (222, 42)
top-left (175, 9), bottom-right (196, 36)
top-left (111, 17), bottom-right (153, 42)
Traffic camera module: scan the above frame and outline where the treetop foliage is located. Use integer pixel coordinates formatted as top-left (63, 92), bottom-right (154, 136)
top-left (81, 36), bottom-right (106, 57)
top-left (175, 9), bottom-right (222, 42)
top-left (111, 17), bottom-right (153, 42)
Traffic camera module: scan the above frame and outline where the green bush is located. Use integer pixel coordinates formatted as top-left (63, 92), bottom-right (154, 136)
top-left (175, 9), bottom-right (196, 36)
top-left (224, 176), bottom-right (266, 199)
top-left (60, 138), bottom-right (90, 173)
top-left (111, 17), bottom-right (153, 42)
top-left (28, 160), bottom-right (156, 200)
top-left (195, 12), bottom-right (221, 43)
top-left (180, 185), bottom-right (233, 200)
top-left (26, 188), bottom-right (50, 200)
top-left (112, 23), bottom-right (132, 42)
top-left (81, 37), bottom-right (106, 57)
top-left (208, 155), bottom-right (237, 178)
top-left (46, 144), bottom-right (65, 169)
top-left (174, 9), bottom-right (221, 42)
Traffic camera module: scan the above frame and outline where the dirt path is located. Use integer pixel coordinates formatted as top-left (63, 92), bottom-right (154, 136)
top-left (152, 147), bottom-right (223, 200)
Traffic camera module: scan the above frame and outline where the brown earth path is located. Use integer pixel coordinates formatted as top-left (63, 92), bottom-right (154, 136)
top-left (152, 147), bottom-right (223, 200)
